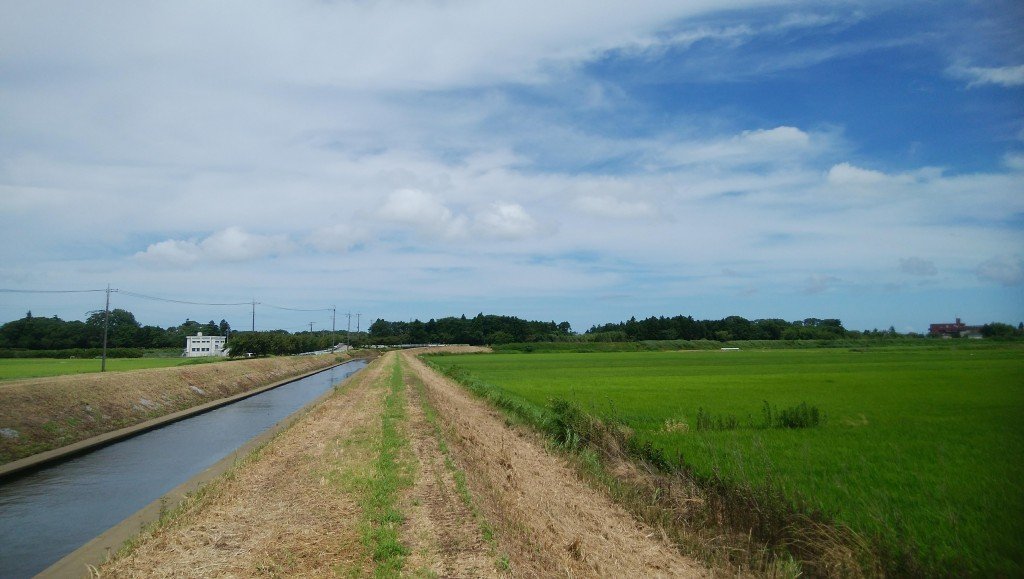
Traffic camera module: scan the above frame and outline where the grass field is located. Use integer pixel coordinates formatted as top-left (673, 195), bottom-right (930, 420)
top-left (0, 357), bottom-right (221, 380)
top-left (427, 344), bottom-right (1024, 575)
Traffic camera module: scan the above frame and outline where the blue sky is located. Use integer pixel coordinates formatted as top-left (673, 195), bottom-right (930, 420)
top-left (1, 0), bottom-right (1022, 334)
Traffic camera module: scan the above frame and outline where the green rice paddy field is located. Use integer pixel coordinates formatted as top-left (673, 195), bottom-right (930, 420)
top-left (428, 345), bottom-right (1024, 575)
top-left (0, 357), bottom-right (218, 380)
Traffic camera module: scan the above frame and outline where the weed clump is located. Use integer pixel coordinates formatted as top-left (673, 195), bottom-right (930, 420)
top-left (690, 401), bottom-right (824, 432)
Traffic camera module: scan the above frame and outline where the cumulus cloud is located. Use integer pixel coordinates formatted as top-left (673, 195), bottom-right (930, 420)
top-left (741, 126), bottom-right (811, 147)
top-left (134, 227), bottom-right (293, 267)
top-left (976, 256), bottom-right (1024, 286)
top-left (1003, 152), bottom-right (1024, 171)
top-left (378, 189), bottom-right (467, 239)
top-left (473, 203), bottom-right (539, 240)
top-left (662, 126), bottom-right (818, 168)
top-left (826, 162), bottom-right (888, 186)
top-left (948, 63), bottom-right (1024, 88)
top-left (574, 195), bottom-right (656, 219)
top-left (135, 239), bottom-right (202, 268)
top-left (899, 257), bottom-right (937, 276)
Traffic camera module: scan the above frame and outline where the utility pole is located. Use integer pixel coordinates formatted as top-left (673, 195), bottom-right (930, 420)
top-left (101, 284), bottom-right (111, 372)
top-left (309, 322), bottom-right (315, 333)
top-left (356, 313), bottom-right (362, 345)
top-left (251, 299), bottom-right (257, 332)
top-left (346, 312), bottom-right (352, 349)
top-left (331, 306), bottom-right (336, 351)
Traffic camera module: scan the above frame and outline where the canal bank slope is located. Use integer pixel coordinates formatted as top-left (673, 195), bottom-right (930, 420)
top-left (96, 350), bottom-right (706, 578)
top-left (0, 354), bottom-right (352, 466)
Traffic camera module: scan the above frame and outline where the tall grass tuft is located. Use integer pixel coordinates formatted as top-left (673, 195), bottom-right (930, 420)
top-left (763, 401), bottom-right (822, 429)
top-left (691, 402), bottom-right (823, 432)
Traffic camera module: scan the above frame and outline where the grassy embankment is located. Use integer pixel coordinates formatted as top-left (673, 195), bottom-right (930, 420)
top-left (0, 356), bottom-right (220, 381)
top-left (0, 354), bottom-right (347, 465)
top-left (426, 343), bottom-right (1024, 576)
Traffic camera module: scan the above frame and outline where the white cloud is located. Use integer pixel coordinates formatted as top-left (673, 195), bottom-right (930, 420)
top-left (378, 189), bottom-right (467, 239)
top-left (741, 126), bottom-right (811, 147)
top-left (200, 227), bottom-right (294, 262)
top-left (976, 256), bottom-right (1024, 286)
top-left (134, 239), bottom-right (201, 268)
top-left (134, 227), bottom-right (293, 267)
top-left (1004, 152), bottom-right (1024, 171)
top-left (826, 162), bottom-right (888, 186)
top-left (473, 203), bottom-right (539, 240)
top-left (657, 126), bottom-right (822, 170)
top-left (1, 3), bottom-right (1022, 332)
top-left (948, 63), bottom-right (1024, 88)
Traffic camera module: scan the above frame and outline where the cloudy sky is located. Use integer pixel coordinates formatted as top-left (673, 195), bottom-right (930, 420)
top-left (2, 0), bottom-right (1022, 333)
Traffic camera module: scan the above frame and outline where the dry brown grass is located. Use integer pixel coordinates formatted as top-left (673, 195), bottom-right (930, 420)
top-left (401, 363), bottom-right (505, 577)
top-left (94, 348), bottom-right (716, 577)
top-left (400, 351), bottom-right (708, 578)
top-left (0, 355), bottom-right (344, 464)
top-left (96, 356), bottom-right (388, 578)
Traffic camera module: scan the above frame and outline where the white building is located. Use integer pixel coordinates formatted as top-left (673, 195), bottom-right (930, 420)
top-left (184, 332), bottom-right (228, 357)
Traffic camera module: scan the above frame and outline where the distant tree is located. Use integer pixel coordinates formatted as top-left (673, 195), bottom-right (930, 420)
top-left (86, 308), bottom-right (141, 348)
top-left (981, 322), bottom-right (1016, 338)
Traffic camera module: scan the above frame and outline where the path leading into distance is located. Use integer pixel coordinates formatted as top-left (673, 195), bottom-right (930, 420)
top-left (97, 349), bottom-right (706, 577)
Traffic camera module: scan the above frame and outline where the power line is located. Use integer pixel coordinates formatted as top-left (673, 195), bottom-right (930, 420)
top-left (0, 288), bottom-right (107, 294)
top-left (117, 290), bottom-right (251, 307)
top-left (260, 302), bottom-right (333, 312)
top-left (1, 286), bottom-right (351, 333)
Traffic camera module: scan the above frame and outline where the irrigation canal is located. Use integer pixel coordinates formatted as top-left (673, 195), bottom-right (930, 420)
top-left (0, 359), bottom-right (367, 578)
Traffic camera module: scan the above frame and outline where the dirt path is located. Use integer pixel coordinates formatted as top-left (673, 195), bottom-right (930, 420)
top-left (401, 350), bottom-right (706, 578)
top-left (98, 359), bottom-right (389, 577)
top-left (97, 350), bottom-right (707, 577)
top-left (400, 360), bottom-right (502, 576)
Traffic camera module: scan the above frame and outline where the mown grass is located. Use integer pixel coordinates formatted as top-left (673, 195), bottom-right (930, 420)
top-left (0, 356), bottom-right (222, 380)
top-left (404, 361), bottom-right (507, 571)
top-left (358, 355), bottom-right (414, 577)
top-left (426, 345), bottom-right (1024, 576)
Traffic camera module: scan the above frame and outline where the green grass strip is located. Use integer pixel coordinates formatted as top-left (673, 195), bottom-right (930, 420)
top-left (360, 356), bottom-right (413, 577)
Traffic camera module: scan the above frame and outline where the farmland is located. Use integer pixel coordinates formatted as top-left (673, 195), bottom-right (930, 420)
top-left (426, 344), bottom-right (1024, 575)
top-left (0, 356), bottom-right (220, 380)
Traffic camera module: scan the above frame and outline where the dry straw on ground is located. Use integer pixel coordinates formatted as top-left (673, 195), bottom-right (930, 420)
top-left (98, 358), bottom-right (387, 577)
top-left (98, 349), bottom-right (710, 577)
top-left (401, 350), bottom-right (707, 578)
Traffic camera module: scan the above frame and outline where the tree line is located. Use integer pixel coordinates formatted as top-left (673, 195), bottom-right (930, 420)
top-left (3, 309), bottom-right (1020, 356)
top-left (586, 315), bottom-right (850, 342)
top-left (0, 310), bottom-right (231, 351)
top-left (224, 331), bottom-right (359, 357)
top-left (368, 314), bottom-right (573, 345)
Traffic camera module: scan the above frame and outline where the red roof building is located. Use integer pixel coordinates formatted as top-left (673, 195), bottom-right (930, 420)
top-left (928, 318), bottom-right (983, 338)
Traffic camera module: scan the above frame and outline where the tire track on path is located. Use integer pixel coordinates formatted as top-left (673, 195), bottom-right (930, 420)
top-left (402, 350), bottom-right (708, 578)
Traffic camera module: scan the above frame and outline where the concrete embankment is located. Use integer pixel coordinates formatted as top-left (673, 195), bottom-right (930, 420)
top-left (0, 355), bottom-right (349, 467)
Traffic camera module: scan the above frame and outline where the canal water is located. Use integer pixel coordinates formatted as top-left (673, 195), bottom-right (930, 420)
top-left (0, 359), bottom-right (367, 578)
